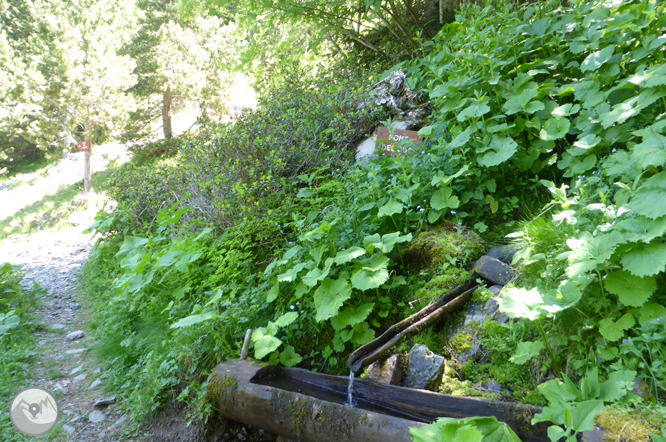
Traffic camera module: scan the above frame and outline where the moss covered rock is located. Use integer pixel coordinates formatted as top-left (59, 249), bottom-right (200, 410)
top-left (402, 222), bottom-right (484, 274)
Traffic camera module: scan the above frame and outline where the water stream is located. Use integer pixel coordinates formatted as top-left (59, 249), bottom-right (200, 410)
top-left (345, 370), bottom-right (355, 407)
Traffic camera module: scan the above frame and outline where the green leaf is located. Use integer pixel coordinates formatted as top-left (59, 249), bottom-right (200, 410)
top-left (313, 278), bottom-right (352, 322)
top-left (156, 250), bottom-right (182, 268)
top-left (351, 322), bottom-right (375, 345)
top-left (474, 222), bottom-right (488, 233)
top-left (615, 217), bottom-right (666, 243)
top-left (580, 46), bottom-right (615, 72)
top-left (275, 311), bottom-right (299, 327)
top-left (377, 198), bottom-right (404, 217)
top-left (418, 125), bottom-right (433, 136)
top-left (279, 345), bottom-right (302, 367)
top-left (116, 236), bottom-right (150, 257)
top-left (570, 400), bottom-right (605, 432)
top-left (458, 102), bottom-right (490, 121)
top-left (605, 271), bottom-right (656, 307)
top-left (601, 89), bottom-right (666, 129)
top-left (431, 186), bottom-right (460, 210)
top-left (333, 246), bottom-right (366, 265)
top-left (598, 313), bottom-right (635, 342)
top-left (566, 231), bottom-right (623, 278)
top-left (510, 341), bottom-right (545, 364)
top-left (302, 267), bottom-right (327, 287)
top-left (297, 188), bottom-right (312, 198)
top-left (358, 201), bottom-right (376, 212)
top-left (599, 370), bottom-right (637, 402)
top-left (498, 287), bottom-right (544, 320)
top-left (410, 417), bottom-right (521, 442)
top-left (283, 245), bottom-right (302, 261)
top-left (253, 334), bottom-right (282, 359)
top-left (547, 426), bottom-right (567, 442)
top-left (330, 303), bottom-right (374, 330)
top-left (477, 135), bottom-right (518, 167)
top-left (620, 242), bottom-right (666, 277)
top-left (430, 165), bottom-right (469, 187)
top-left (638, 303), bottom-right (666, 327)
top-left (170, 312), bottom-right (218, 329)
top-left (267, 282), bottom-right (279, 303)
top-left (540, 118), bottom-right (571, 141)
top-left (449, 125), bottom-right (473, 149)
top-left (351, 262), bottom-right (390, 291)
top-left (631, 172), bottom-right (666, 219)
top-left (427, 210), bottom-right (441, 223)
top-left (632, 128), bottom-right (666, 169)
top-left (277, 263), bottom-right (305, 282)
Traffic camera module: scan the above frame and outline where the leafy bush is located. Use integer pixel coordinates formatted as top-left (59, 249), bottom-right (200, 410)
top-left (176, 65), bottom-right (383, 229)
top-left (128, 137), bottom-right (182, 165)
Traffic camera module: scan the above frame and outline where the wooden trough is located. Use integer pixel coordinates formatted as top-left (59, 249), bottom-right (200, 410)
top-left (208, 359), bottom-right (550, 441)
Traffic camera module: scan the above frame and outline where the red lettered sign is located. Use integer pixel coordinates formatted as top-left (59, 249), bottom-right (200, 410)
top-left (77, 140), bottom-right (91, 151)
top-left (375, 126), bottom-right (422, 155)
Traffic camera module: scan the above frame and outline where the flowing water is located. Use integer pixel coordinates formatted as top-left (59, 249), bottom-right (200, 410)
top-left (346, 370), bottom-right (355, 407)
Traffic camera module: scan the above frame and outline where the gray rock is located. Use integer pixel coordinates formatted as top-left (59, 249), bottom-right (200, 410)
top-left (93, 367), bottom-right (102, 375)
top-left (488, 285), bottom-right (503, 295)
top-left (365, 354), bottom-right (407, 385)
top-left (63, 424), bottom-right (75, 435)
top-left (95, 396), bottom-right (116, 407)
top-left (473, 255), bottom-right (517, 286)
top-left (51, 323), bottom-right (66, 330)
top-left (66, 330), bottom-right (85, 341)
top-left (88, 410), bottom-right (106, 423)
top-left (65, 348), bottom-right (86, 355)
top-left (486, 245), bottom-right (520, 264)
top-left (367, 71), bottom-right (429, 129)
top-left (70, 365), bottom-right (84, 375)
top-left (73, 373), bottom-right (87, 382)
top-left (633, 378), bottom-right (650, 399)
top-left (483, 298), bottom-right (499, 315)
top-left (485, 381), bottom-right (501, 395)
top-left (89, 378), bottom-right (103, 389)
top-left (38, 340), bottom-right (48, 346)
top-left (404, 345), bottom-right (445, 391)
top-left (494, 313), bottom-right (510, 324)
top-left (107, 415), bottom-right (128, 431)
top-left (71, 303), bottom-right (82, 310)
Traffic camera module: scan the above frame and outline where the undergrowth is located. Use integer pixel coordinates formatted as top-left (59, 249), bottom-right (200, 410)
top-left (83, 0), bottom-right (666, 439)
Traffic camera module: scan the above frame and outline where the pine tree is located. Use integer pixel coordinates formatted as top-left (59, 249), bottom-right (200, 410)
top-left (11, 0), bottom-right (138, 192)
top-left (123, 0), bottom-right (235, 140)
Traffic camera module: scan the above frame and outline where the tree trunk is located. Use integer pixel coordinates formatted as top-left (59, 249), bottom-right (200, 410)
top-left (83, 122), bottom-right (93, 193)
top-left (162, 88), bottom-right (173, 139)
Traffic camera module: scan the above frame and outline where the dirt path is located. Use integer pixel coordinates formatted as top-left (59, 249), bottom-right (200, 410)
top-left (1, 228), bottom-right (133, 441)
top-left (0, 145), bottom-right (135, 441)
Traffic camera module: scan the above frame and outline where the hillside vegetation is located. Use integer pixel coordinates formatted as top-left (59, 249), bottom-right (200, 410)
top-left (10, 0), bottom-right (665, 440)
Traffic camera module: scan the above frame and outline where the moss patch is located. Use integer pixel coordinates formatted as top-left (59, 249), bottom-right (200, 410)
top-left (205, 373), bottom-right (238, 406)
top-left (450, 331), bottom-right (474, 354)
top-left (595, 406), bottom-right (664, 442)
top-left (402, 222), bottom-right (484, 274)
